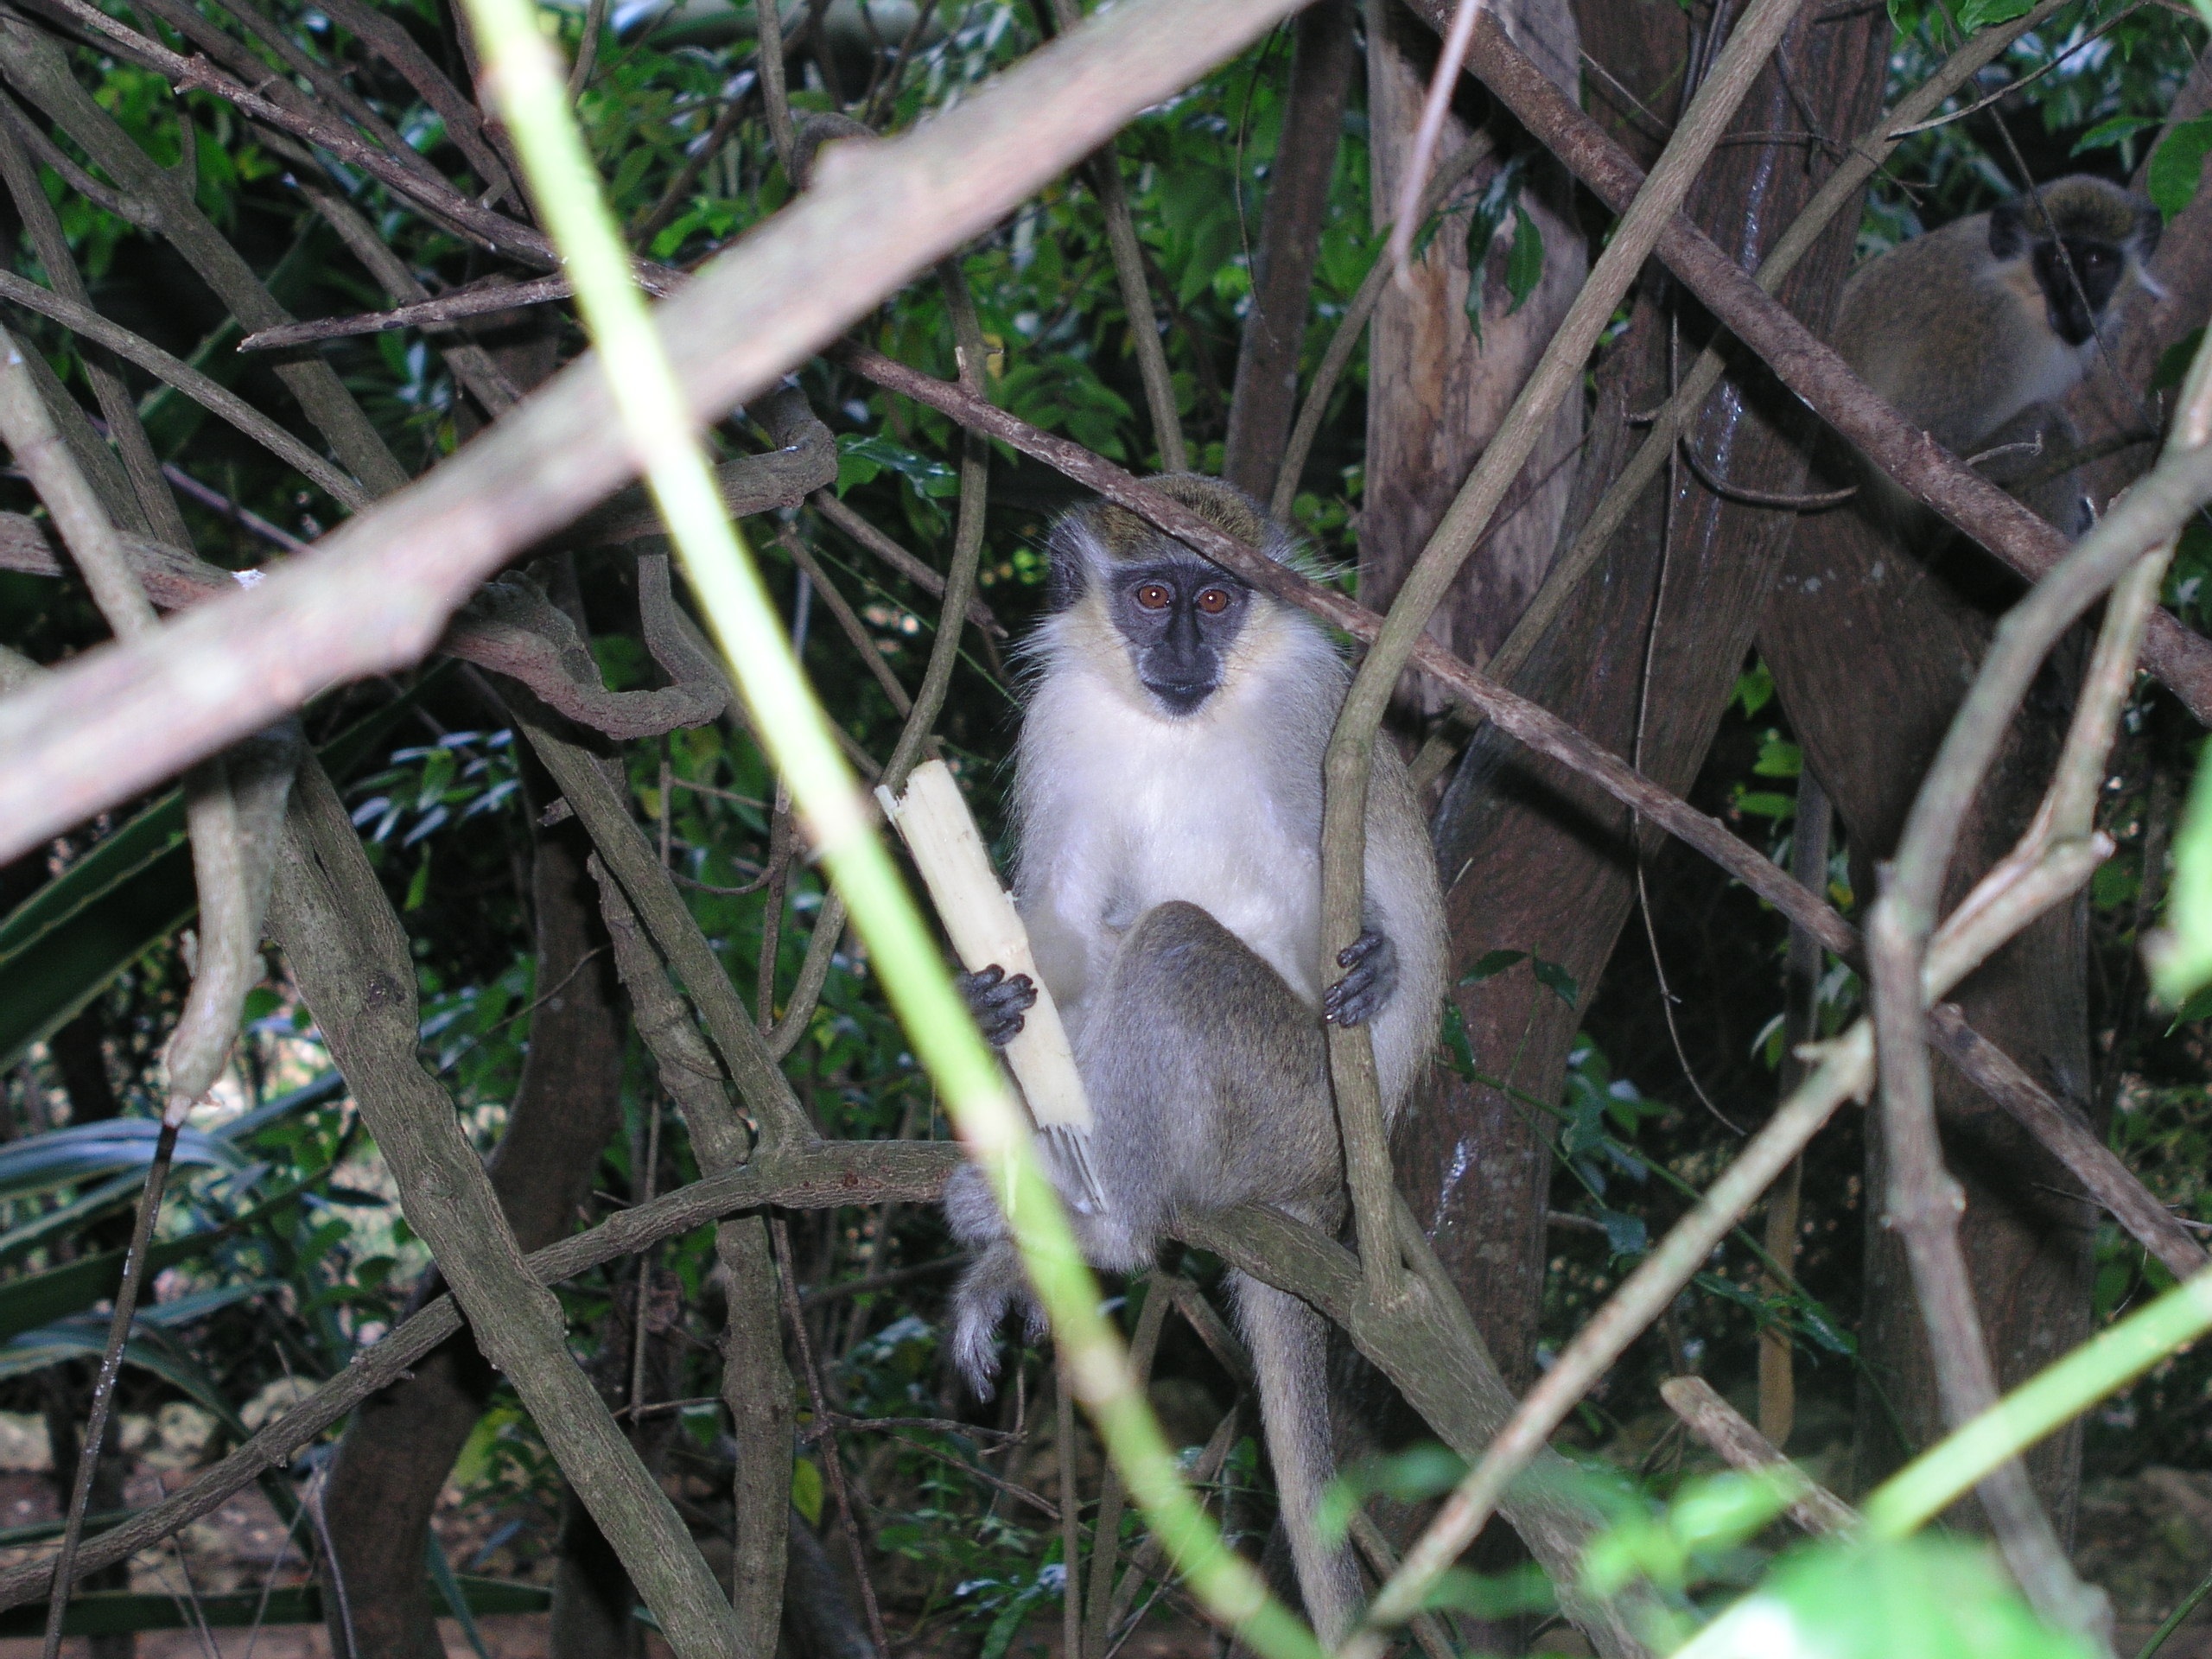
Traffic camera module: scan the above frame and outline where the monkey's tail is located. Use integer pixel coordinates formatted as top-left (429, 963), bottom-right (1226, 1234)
top-left (1232, 1270), bottom-right (1363, 1648)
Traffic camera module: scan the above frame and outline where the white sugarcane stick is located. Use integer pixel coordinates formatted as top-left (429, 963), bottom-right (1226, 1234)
top-left (878, 761), bottom-right (1103, 1208)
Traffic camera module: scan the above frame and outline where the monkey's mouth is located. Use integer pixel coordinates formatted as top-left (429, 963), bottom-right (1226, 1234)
top-left (1143, 679), bottom-right (1216, 715)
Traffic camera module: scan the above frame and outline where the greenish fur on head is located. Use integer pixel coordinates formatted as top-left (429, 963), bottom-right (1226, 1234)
top-left (1043, 474), bottom-right (1296, 613)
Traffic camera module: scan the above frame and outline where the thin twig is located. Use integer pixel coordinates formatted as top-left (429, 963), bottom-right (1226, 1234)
top-left (238, 276), bottom-right (574, 352)
top-left (1271, 127), bottom-right (1494, 519)
top-left (810, 488), bottom-right (1006, 637)
top-left (1760, 772), bottom-right (1829, 1448)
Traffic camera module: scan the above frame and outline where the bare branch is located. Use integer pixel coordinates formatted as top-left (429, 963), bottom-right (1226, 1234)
top-left (1657, 1376), bottom-right (1859, 1535)
top-left (238, 276), bottom-right (575, 353)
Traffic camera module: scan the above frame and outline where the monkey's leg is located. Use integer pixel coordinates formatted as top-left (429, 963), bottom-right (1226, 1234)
top-left (1083, 904), bottom-right (1365, 1638)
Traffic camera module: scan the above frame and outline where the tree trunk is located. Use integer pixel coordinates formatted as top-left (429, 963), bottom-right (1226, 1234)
top-left (1407, 0), bottom-right (1889, 1400)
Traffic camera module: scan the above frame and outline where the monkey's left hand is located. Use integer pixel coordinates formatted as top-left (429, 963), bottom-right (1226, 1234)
top-left (1323, 931), bottom-right (1397, 1027)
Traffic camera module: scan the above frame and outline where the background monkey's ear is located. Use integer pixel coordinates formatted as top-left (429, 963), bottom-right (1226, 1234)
top-left (1989, 199), bottom-right (2029, 259)
top-left (2137, 200), bottom-right (2164, 262)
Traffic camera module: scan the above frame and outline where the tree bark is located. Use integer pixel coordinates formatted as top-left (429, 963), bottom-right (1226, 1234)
top-left (1408, 0), bottom-right (1889, 1396)
top-left (317, 738), bottom-right (627, 1659)
top-left (1224, 0), bottom-right (1357, 499)
top-left (1359, 0), bottom-right (1586, 690)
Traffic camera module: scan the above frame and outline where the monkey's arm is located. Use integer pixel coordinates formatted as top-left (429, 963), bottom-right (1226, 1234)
top-left (957, 964), bottom-right (1038, 1048)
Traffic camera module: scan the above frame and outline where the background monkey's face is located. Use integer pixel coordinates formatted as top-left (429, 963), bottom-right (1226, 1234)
top-left (1986, 176), bottom-right (2160, 347)
top-left (1103, 554), bottom-right (1254, 715)
top-left (2031, 234), bottom-right (2126, 344)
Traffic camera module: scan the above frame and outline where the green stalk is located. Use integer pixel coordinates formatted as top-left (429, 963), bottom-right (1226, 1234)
top-left (1862, 1268), bottom-right (2212, 1538)
top-left (451, 6), bottom-right (1317, 1656)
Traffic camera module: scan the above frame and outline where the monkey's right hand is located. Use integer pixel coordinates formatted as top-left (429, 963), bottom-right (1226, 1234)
top-left (957, 964), bottom-right (1038, 1049)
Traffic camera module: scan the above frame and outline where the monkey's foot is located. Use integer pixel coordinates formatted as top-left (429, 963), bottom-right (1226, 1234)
top-left (957, 964), bottom-right (1038, 1047)
top-left (1324, 931), bottom-right (1398, 1027)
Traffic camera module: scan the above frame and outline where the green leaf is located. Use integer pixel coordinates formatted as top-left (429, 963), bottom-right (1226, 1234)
top-left (1752, 732), bottom-right (1803, 779)
top-left (1532, 957), bottom-right (1580, 1007)
top-left (0, 1120), bottom-right (245, 1205)
top-left (1421, 1561), bottom-right (1556, 1618)
top-left (2074, 113), bottom-right (2163, 156)
top-left (1735, 789), bottom-right (1800, 823)
top-left (1503, 202), bottom-right (1546, 314)
top-left (1459, 948), bottom-right (1527, 985)
top-left (1688, 1535), bottom-right (2097, 1659)
top-left (1733, 660), bottom-right (1776, 720)
top-left (1318, 1443), bottom-right (1470, 1543)
top-left (1595, 1207), bottom-right (1648, 1258)
top-left (2154, 327), bottom-right (2206, 393)
top-left (836, 433), bottom-right (959, 500)
top-left (2149, 112), bottom-right (2212, 222)
top-left (791, 1453), bottom-right (825, 1526)
top-left (0, 674), bottom-right (439, 1069)
top-left (0, 1292), bottom-right (264, 1423)
top-left (1955, 0), bottom-right (2034, 29)
top-left (1440, 1001), bottom-right (1478, 1081)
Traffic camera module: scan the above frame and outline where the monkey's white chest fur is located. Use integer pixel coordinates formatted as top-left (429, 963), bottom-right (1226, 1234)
top-left (1012, 618), bottom-right (1344, 1027)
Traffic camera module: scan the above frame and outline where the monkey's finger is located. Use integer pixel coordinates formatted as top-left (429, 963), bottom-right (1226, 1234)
top-left (1335, 930), bottom-right (1386, 969)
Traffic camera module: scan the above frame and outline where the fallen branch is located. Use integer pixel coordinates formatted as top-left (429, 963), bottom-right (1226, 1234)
top-left (1657, 1376), bottom-right (1859, 1536)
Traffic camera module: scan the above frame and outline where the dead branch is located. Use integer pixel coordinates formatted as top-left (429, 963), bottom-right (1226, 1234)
top-left (1657, 1376), bottom-right (1859, 1535)
top-left (238, 275), bottom-right (574, 352)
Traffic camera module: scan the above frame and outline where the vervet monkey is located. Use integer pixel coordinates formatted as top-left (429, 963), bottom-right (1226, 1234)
top-left (1834, 174), bottom-right (2160, 462)
top-left (939, 475), bottom-right (1448, 1645)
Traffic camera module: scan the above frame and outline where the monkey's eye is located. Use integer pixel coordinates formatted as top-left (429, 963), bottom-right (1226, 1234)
top-left (1135, 582), bottom-right (1172, 611)
top-left (1196, 588), bottom-right (1231, 615)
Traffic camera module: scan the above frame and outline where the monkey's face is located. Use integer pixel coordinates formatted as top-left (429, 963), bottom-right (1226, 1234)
top-left (1104, 557), bottom-right (1252, 715)
top-left (2033, 235), bottom-right (2126, 345)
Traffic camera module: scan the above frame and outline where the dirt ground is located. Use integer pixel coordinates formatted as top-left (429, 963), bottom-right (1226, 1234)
top-left (3, 1452), bottom-right (2212, 1657)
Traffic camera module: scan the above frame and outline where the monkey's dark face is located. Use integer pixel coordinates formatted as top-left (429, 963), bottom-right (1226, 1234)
top-left (1106, 559), bottom-right (1252, 715)
top-left (2033, 235), bottom-right (2126, 345)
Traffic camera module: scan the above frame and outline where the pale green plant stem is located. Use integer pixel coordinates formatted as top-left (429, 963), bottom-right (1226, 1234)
top-left (454, 3), bottom-right (1316, 1655)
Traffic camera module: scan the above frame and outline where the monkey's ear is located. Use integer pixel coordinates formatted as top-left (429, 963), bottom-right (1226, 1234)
top-left (1042, 511), bottom-right (1105, 613)
top-left (2137, 202), bottom-right (2164, 264)
top-left (1989, 200), bottom-right (2030, 260)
